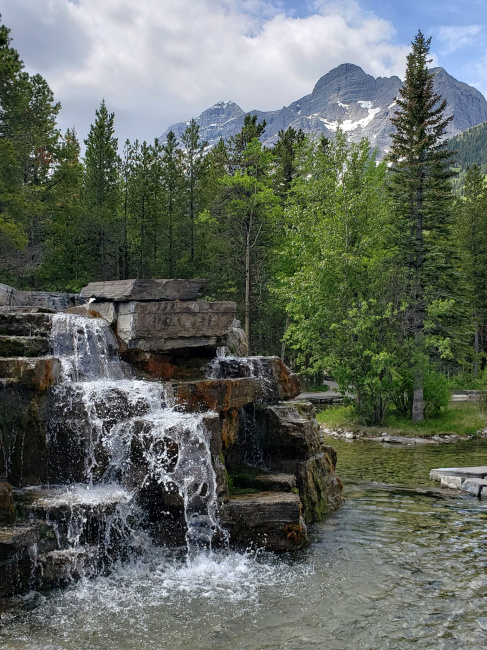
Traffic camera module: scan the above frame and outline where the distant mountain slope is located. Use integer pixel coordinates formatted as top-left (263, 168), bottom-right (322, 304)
top-left (160, 64), bottom-right (487, 158)
top-left (447, 120), bottom-right (487, 172)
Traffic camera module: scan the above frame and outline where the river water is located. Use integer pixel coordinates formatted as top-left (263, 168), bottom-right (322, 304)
top-left (2, 437), bottom-right (487, 649)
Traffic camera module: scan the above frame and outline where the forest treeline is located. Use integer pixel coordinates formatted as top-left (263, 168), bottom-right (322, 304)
top-left (2, 18), bottom-right (487, 424)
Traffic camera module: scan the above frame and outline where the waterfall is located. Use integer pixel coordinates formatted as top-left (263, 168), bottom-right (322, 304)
top-left (48, 313), bottom-right (223, 555)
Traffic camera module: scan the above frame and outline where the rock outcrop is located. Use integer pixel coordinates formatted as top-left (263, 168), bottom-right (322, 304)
top-left (0, 279), bottom-right (342, 599)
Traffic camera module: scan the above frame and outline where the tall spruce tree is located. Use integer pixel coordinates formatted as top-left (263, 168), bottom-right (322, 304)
top-left (181, 119), bottom-right (207, 272)
top-left (456, 164), bottom-right (487, 374)
top-left (161, 131), bottom-right (183, 277)
top-left (388, 31), bottom-right (456, 422)
top-left (83, 100), bottom-right (121, 281)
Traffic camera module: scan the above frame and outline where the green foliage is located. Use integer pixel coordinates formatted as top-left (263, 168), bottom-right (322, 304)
top-left (277, 132), bottom-right (397, 423)
top-left (423, 370), bottom-right (451, 417)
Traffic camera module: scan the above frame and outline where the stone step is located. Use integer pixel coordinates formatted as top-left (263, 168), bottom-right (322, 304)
top-left (0, 308), bottom-right (53, 336)
top-left (220, 491), bottom-right (306, 551)
top-left (0, 335), bottom-right (50, 358)
top-left (430, 466), bottom-right (487, 481)
top-left (80, 278), bottom-right (207, 302)
top-left (36, 546), bottom-right (99, 585)
top-left (0, 356), bottom-right (60, 390)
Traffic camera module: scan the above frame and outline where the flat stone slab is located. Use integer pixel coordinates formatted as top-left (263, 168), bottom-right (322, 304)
top-left (221, 492), bottom-right (302, 525)
top-left (0, 356), bottom-right (61, 391)
top-left (209, 356), bottom-right (301, 400)
top-left (0, 356), bottom-right (60, 390)
top-left (80, 279), bottom-right (207, 302)
top-left (0, 525), bottom-right (39, 561)
top-left (430, 466), bottom-right (487, 481)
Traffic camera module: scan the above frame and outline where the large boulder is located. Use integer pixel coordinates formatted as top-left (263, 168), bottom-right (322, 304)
top-left (116, 300), bottom-right (236, 353)
top-left (260, 401), bottom-right (322, 461)
top-left (220, 492), bottom-right (307, 551)
top-left (174, 378), bottom-right (259, 414)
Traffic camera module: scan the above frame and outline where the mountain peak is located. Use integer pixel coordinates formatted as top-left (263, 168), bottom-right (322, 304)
top-left (160, 64), bottom-right (487, 157)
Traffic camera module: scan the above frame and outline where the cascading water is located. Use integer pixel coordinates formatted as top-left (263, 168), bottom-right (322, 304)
top-left (47, 313), bottom-right (223, 558)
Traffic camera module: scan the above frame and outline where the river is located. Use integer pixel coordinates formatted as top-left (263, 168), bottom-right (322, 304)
top-left (1, 437), bottom-right (487, 649)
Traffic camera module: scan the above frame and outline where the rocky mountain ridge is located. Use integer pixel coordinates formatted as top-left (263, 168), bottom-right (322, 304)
top-left (160, 63), bottom-right (487, 157)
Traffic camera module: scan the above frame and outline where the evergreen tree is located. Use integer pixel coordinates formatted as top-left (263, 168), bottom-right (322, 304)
top-left (388, 30), bottom-right (456, 422)
top-left (38, 128), bottom-right (85, 290)
top-left (229, 114), bottom-right (266, 167)
top-left (181, 118), bottom-right (207, 272)
top-left (83, 100), bottom-right (121, 281)
top-left (272, 127), bottom-right (305, 198)
top-left (215, 137), bottom-right (279, 347)
top-left (456, 164), bottom-right (487, 374)
top-left (0, 16), bottom-right (61, 285)
top-left (161, 131), bottom-right (184, 277)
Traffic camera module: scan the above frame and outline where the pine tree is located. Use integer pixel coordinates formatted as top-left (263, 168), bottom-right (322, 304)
top-left (161, 131), bottom-right (183, 277)
top-left (388, 30), bottom-right (456, 422)
top-left (181, 118), bottom-right (207, 272)
top-left (83, 100), bottom-right (121, 281)
top-left (456, 164), bottom-right (487, 374)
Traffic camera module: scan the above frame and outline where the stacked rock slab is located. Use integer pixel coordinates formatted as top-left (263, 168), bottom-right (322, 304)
top-left (79, 278), bottom-right (245, 378)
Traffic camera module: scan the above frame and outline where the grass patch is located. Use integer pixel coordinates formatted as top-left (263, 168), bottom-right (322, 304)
top-left (317, 401), bottom-right (487, 438)
top-left (316, 405), bottom-right (355, 428)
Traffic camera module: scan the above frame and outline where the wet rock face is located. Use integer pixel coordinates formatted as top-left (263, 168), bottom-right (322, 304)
top-left (208, 356), bottom-right (300, 401)
top-left (0, 384), bottom-right (51, 487)
top-left (0, 481), bottom-right (15, 523)
top-left (260, 402), bottom-right (322, 461)
top-left (116, 300), bottom-right (236, 353)
top-left (251, 401), bottom-right (343, 523)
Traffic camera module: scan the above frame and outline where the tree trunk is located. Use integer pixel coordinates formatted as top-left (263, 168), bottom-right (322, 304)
top-left (411, 365), bottom-right (424, 422)
top-left (474, 320), bottom-right (479, 377)
top-left (281, 315), bottom-right (289, 361)
top-left (245, 217), bottom-right (251, 348)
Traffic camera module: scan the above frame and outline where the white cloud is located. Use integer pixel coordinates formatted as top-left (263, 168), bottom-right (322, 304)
top-left (437, 24), bottom-right (483, 54)
top-left (1, 0), bottom-right (410, 144)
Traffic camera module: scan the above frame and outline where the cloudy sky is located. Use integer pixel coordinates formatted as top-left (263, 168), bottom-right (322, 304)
top-left (2, 0), bottom-right (486, 145)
